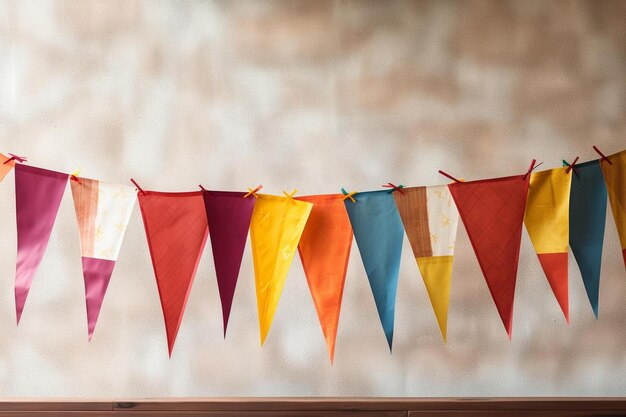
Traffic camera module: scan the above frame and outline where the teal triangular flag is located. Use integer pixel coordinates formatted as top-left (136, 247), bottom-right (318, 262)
top-left (569, 159), bottom-right (607, 318)
top-left (344, 190), bottom-right (403, 351)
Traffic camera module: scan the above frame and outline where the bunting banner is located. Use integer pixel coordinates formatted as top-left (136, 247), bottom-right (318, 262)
top-left (344, 190), bottom-right (404, 350)
top-left (70, 178), bottom-right (136, 340)
top-left (296, 194), bottom-right (353, 363)
top-left (137, 190), bottom-right (209, 356)
top-left (523, 168), bottom-right (572, 322)
top-left (14, 164), bottom-right (69, 324)
top-left (600, 149), bottom-right (626, 270)
top-left (249, 193), bottom-right (312, 345)
top-left (449, 174), bottom-right (529, 338)
top-left (1, 153), bottom-right (16, 182)
top-left (569, 160), bottom-right (608, 317)
top-left (394, 185), bottom-right (459, 342)
top-left (201, 190), bottom-right (256, 336)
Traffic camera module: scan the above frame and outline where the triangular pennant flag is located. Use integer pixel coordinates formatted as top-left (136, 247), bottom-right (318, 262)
top-left (523, 168), bottom-right (571, 322)
top-left (600, 149), bottom-right (626, 270)
top-left (569, 160), bottom-right (607, 317)
top-left (137, 190), bottom-right (208, 356)
top-left (394, 185), bottom-right (459, 342)
top-left (296, 194), bottom-right (353, 363)
top-left (201, 190), bottom-right (255, 336)
top-left (1, 153), bottom-right (16, 183)
top-left (14, 164), bottom-right (68, 324)
top-left (449, 174), bottom-right (529, 338)
top-left (70, 178), bottom-right (136, 340)
top-left (344, 190), bottom-right (404, 351)
top-left (249, 194), bottom-right (312, 345)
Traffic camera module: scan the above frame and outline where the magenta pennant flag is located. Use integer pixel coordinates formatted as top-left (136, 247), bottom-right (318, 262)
top-left (201, 190), bottom-right (256, 336)
top-left (15, 164), bottom-right (69, 324)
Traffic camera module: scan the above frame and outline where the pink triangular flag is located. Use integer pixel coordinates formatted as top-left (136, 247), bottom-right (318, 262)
top-left (15, 164), bottom-right (68, 324)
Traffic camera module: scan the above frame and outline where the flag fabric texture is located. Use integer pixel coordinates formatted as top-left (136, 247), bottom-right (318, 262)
top-left (296, 194), bottom-right (353, 362)
top-left (249, 194), bottom-right (312, 345)
top-left (449, 174), bottom-right (529, 338)
top-left (14, 164), bottom-right (69, 324)
top-left (600, 149), bottom-right (626, 270)
top-left (70, 178), bottom-right (136, 340)
top-left (137, 190), bottom-right (209, 356)
top-left (201, 190), bottom-right (256, 336)
top-left (1, 153), bottom-right (16, 183)
top-left (394, 185), bottom-right (459, 341)
top-left (570, 160), bottom-right (608, 317)
top-left (344, 190), bottom-right (404, 350)
top-left (523, 168), bottom-right (572, 322)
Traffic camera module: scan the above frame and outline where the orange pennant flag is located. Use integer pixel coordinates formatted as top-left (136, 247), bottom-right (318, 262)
top-left (296, 194), bottom-right (353, 363)
top-left (1, 153), bottom-right (16, 183)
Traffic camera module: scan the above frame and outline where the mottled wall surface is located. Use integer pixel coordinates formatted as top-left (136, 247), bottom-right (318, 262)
top-left (0, 0), bottom-right (625, 397)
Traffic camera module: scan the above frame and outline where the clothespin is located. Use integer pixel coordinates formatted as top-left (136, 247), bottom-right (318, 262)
top-left (3, 153), bottom-right (27, 165)
top-left (244, 184), bottom-right (262, 198)
top-left (593, 145), bottom-right (612, 165)
top-left (562, 158), bottom-right (580, 178)
top-left (382, 182), bottom-right (405, 194)
top-left (130, 178), bottom-right (146, 195)
top-left (564, 156), bottom-right (579, 174)
top-left (524, 159), bottom-right (538, 181)
top-left (341, 187), bottom-right (357, 203)
top-left (282, 189), bottom-right (298, 201)
top-left (438, 170), bottom-right (463, 183)
top-left (199, 184), bottom-right (207, 192)
top-left (70, 168), bottom-right (81, 183)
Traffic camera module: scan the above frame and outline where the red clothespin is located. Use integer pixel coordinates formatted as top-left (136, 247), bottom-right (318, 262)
top-left (438, 170), bottom-right (462, 183)
top-left (382, 183), bottom-right (405, 194)
top-left (523, 159), bottom-right (542, 180)
top-left (69, 169), bottom-right (81, 183)
top-left (199, 184), bottom-right (207, 192)
top-left (565, 156), bottom-right (579, 174)
top-left (593, 145), bottom-right (612, 165)
top-left (3, 153), bottom-right (27, 165)
top-left (130, 178), bottom-right (146, 195)
top-left (341, 187), bottom-right (357, 203)
top-left (244, 184), bottom-right (262, 198)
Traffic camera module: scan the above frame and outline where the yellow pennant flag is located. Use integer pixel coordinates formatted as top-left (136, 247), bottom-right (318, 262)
top-left (250, 193), bottom-right (312, 345)
top-left (600, 149), bottom-right (626, 269)
top-left (524, 168), bottom-right (571, 322)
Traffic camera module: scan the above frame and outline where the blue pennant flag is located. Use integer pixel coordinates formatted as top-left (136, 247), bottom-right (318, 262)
top-left (344, 190), bottom-right (404, 351)
top-left (569, 159), bottom-right (608, 318)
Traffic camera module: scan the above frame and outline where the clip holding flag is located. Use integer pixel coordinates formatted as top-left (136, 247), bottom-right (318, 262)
top-left (593, 145), bottom-right (612, 165)
top-left (523, 159), bottom-right (543, 180)
top-left (341, 188), bottom-right (357, 203)
top-left (70, 169), bottom-right (81, 183)
top-left (130, 178), bottom-right (146, 195)
top-left (3, 153), bottom-right (28, 165)
top-left (244, 185), bottom-right (263, 198)
top-left (382, 183), bottom-right (405, 194)
top-left (283, 189), bottom-right (298, 200)
top-left (438, 170), bottom-right (462, 183)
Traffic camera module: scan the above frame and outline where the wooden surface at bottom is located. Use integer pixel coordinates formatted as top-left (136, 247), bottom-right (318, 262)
top-left (0, 398), bottom-right (625, 416)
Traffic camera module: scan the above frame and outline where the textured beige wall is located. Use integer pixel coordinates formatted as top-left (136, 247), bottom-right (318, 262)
top-left (0, 0), bottom-right (625, 397)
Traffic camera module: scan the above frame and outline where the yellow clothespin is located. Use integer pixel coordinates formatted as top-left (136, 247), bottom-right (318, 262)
top-left (341, 187), bottom-right (357, 203)
top-left (283, 189), bottom-right (298, 200)
top-left (244, 184), bottom-right (263, 198)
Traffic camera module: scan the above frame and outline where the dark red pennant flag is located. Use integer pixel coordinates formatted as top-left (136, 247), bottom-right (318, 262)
top-left (137, 190), bottom-right (209, 356)
top-left (449, 174), bottom-right (530, 338)
top-left (201, 190), bottom-right (255, 336)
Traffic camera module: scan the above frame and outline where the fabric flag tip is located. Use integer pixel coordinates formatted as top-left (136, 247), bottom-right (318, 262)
top-left (82, 256), bottom-right (116, 341)
top-left (536, 252), bottom-right (569, 322)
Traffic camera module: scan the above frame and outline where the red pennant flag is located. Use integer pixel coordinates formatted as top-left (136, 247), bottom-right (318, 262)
top-left (449, 174), bottom-right (529, 338)
top-left (137, 190), bottom-right (208, 356)
top-left (296, 194), bottom-right (353, 363)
